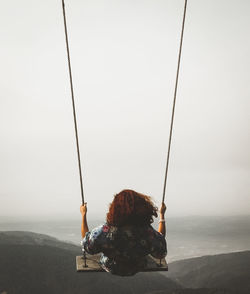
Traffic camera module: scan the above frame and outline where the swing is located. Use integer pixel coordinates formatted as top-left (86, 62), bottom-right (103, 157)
top-left (61, 0), bottom-right (188, 273)
top-left (76, 253), bottom-right (168, 272)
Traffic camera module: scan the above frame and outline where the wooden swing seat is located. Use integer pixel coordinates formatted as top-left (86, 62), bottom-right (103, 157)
top-left (76, 253), bottom-right (168, 272)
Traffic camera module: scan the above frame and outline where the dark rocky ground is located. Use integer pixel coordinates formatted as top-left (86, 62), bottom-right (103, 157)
top-left (0, 231), bottom-right (249, 294)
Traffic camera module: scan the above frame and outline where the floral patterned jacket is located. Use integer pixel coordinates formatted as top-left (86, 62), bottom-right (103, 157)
top-left (81, 223), bottom-right (167, 276)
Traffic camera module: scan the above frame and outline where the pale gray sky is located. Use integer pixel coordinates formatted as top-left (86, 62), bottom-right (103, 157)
top-left (0, 0), bottom-right (249, 220)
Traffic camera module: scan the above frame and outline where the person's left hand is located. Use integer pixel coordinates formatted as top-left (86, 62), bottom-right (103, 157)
top-left (159, 202), bottom-right (166, 216)
top-left (80, 203), bottom-right (87, 215)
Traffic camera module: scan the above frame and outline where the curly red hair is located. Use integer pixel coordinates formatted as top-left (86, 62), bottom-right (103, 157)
top-left (106, 189), bottom-right (158, 226)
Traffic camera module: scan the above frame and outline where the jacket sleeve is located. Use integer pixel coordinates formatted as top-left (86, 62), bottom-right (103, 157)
top-left (81, 224), bottom-right (105, 255)
top-left (150, 227), bottom-right (167, 259)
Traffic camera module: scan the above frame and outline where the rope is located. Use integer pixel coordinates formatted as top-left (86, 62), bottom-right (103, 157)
top-left (61, 0), bottom-right (187, 205)
top-left (61, 0), bottom-right (85, 204)
top-left (162, 0), bottom-right (188, 203)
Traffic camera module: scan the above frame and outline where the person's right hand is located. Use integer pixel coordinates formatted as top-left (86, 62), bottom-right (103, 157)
top-left (159, 202), bottom-right (166, 216)
top-left (80, 203), bottom-right (87, 216)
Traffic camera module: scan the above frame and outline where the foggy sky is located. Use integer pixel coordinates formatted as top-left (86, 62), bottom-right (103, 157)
top-left (0, 0), bottom-right (249, 220)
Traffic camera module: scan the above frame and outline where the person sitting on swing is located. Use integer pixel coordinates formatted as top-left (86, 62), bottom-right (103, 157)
top-left (80, 189), bottom-right (167, 276)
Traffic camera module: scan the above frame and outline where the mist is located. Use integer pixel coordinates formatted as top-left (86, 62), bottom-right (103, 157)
top-left (0, 0), bottom-right (249, 220)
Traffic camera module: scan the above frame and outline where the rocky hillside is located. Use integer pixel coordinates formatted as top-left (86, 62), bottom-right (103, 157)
top-left (0, 231), bottom-right (79, 252)
top-left (0, 231), bottom-right (249, 294)
top-left (0, 231), bottom-right (180, 294)
top-left (166, 251), bottom-right (250, 294)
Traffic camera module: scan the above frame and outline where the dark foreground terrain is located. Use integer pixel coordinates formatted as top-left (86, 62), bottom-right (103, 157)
top-left (0, 231), bottom-right (249, 294)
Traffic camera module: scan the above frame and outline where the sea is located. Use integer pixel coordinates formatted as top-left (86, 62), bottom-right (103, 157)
top-left (0, 215), bottom-right (250, 262)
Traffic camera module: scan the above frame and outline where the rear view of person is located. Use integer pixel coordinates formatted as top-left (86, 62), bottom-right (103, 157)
top-left (80, 189), bottom-right (167, 276)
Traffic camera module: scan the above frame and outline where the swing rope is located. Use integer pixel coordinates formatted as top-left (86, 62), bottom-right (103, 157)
top-left (61, 0), bottom-right (85, 204)
top-left (162, 0), bottom-right (188, 203)
top-left (61, 0), bottom-right (188, 206)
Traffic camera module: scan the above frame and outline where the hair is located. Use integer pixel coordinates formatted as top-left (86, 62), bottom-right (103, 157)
top-left (106, 189), bottom-right (158, 227)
